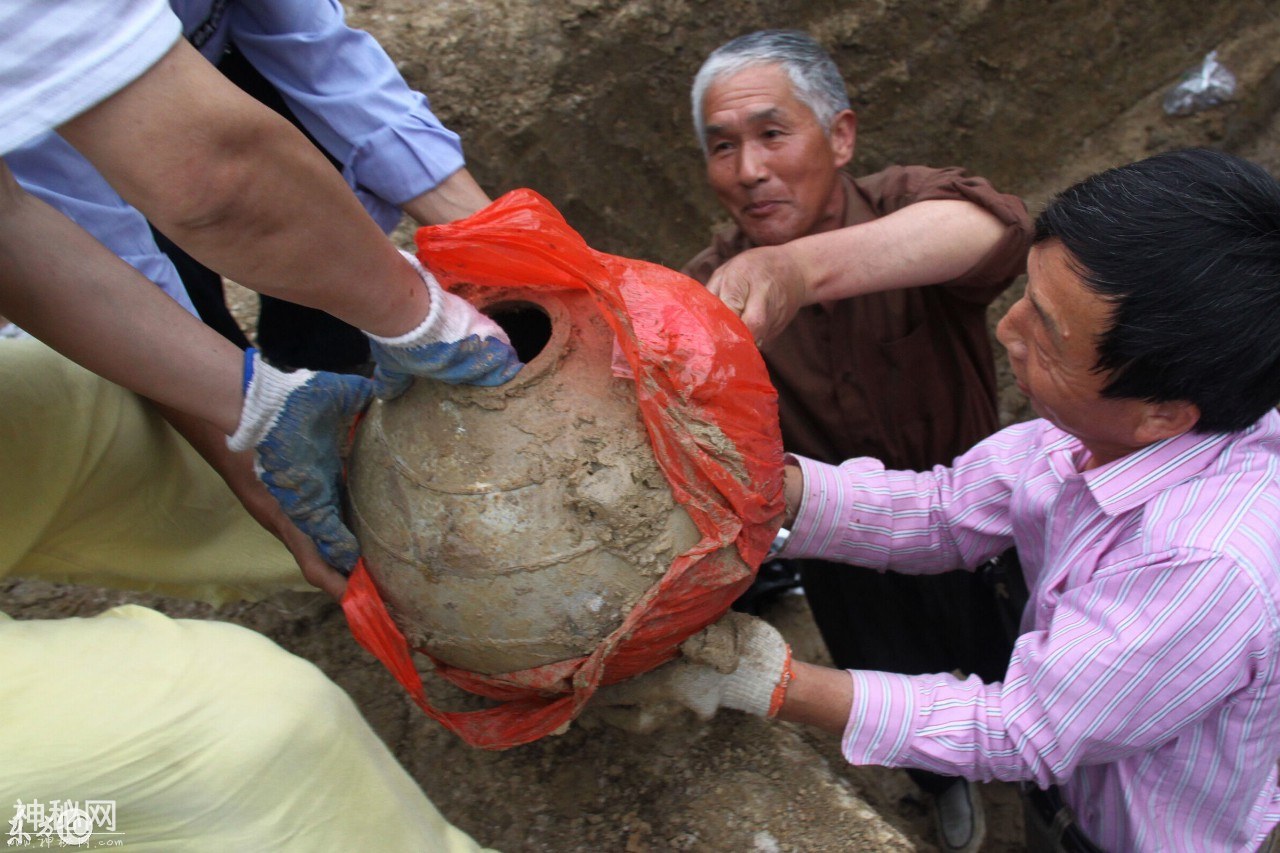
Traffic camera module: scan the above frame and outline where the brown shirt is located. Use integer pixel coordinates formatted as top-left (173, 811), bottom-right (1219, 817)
top-left (683, 166), bottom-right (1031, 469)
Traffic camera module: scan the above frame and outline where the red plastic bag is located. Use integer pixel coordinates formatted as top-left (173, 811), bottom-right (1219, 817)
top-left (342, 189), bottom-right (783, 749)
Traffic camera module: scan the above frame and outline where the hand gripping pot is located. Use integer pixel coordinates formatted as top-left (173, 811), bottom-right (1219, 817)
top-left (341, 190), bottom-right (784, 750)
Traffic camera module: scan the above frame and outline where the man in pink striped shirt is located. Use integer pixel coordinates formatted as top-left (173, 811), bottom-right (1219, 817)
top-left (596, 149), bottom-right (1280, 851)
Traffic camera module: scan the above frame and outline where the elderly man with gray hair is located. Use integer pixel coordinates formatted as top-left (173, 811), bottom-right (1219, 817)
top-left (680, 29), bottom-right (1032, 853)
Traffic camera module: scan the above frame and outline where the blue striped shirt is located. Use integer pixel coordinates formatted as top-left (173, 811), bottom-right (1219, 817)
top-left (4, 0), bottom-right (465, 315)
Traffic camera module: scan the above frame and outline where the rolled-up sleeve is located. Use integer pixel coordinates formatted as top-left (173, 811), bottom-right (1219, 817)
top-left (228, 0), bottom-right (465, 227)
top-left (856, 165), bottom-right (1033, 305)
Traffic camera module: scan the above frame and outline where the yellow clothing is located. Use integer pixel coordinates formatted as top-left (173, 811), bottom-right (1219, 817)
top-left (0, 606), bottom-right (487, 851)
top-left (0, 337), bottom-right (300, 602)
top-left (0, 340), bottom-right (487, 852)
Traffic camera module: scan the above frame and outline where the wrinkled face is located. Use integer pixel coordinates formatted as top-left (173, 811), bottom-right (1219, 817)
top-left (701, 63), bottom-right (854, 246)
top-left (996, 241), bottom-right (1157, 468)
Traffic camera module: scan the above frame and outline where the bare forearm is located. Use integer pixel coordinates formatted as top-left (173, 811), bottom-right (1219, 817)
top-left (401, 168), bottom-right (491, 225)
top-left (791, 199), bottom-right (1007, 304)
top-left (776, 661), bottom-right (853, 734)
top-left (152, 402), bottom-right (251, 490)
top-left (153, 401), bottom-right (347, 598)
top-left (706, 199), bottom-right (1009, 346)
top-left (57, 40), bottom-right (428, 338)
top-left (783, 463), bottom-right (803, 528)
top-left (0, 164), bottom-right (243, 433)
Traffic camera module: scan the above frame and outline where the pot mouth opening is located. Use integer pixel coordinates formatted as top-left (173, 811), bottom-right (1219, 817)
top-left (454, 288), bottom-right (571, 390)
top-left (486, 301), bottom-right (552, 364)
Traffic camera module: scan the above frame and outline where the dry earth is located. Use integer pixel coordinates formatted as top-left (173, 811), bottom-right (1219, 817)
top-left (8, 1), bottom-right (1280, 850)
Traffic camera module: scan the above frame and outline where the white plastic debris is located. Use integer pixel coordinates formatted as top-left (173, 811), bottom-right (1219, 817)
top-left (1163, 50), bottom-right (1237, 117)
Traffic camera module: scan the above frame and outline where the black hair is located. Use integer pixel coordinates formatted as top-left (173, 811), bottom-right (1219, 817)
top-left (1034, 148), bottom-right (1280, 433)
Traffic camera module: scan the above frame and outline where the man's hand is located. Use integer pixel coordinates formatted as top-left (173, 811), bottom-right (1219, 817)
top-left (226, 465), bottom-right (348, 599)
top-left (705, 245), bottom-right (809, 347)
top-left (228, 350), bottom-right (373, 574)
top-left (367, 251), bottom-right (523, 399)
top-left (153, 400), bottom-right (348, 598)
top-left (587, 612), bottom-right (793, 734)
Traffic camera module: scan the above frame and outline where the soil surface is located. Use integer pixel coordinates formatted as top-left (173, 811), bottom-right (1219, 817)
top-left (9, 2), bottom-right (1280, 850)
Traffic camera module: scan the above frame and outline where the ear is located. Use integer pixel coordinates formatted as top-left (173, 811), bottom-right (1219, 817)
top-left (828, 110), bottom-right (856, 170)
top-left (1134, 399), bottom-right (1201, 445)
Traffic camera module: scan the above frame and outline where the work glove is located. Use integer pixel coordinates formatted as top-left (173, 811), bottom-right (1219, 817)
top-left (367, 250), bottom-right (522, 399)
top-left (227, 348), bottom-right (373, 572)
top-left (588, 612), bottom-right (794, 734)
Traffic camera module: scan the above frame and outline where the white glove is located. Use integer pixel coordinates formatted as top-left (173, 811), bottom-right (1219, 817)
top-left (587, 612), bottom-right (793, 734)
top-left (226, 349), bottom-right (373, 572)
top-left (367, 250), bottom-right (522, 399)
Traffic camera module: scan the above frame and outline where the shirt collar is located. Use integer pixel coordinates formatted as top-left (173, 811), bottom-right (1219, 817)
top-left (841, 171), bottom-right (877, 229)
top-left (1047, 418), bottom-right (1269, 516)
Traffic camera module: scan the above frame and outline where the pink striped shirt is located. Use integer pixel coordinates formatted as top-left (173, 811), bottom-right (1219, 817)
top-left (783, 411), bottom-right (1280, 851)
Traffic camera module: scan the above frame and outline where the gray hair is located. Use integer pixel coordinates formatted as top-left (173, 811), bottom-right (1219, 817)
top-left (691, 30), bottom-right (851, 154)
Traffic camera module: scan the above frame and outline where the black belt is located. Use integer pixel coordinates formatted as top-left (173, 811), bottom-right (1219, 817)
top-left (1022, 784), bottom-right (1108, 853)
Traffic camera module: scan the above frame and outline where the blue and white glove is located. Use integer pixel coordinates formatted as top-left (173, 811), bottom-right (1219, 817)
top-left (227, 349), bottom-right (373, 572)
top-left (367, 250), bottom-right (523, 399)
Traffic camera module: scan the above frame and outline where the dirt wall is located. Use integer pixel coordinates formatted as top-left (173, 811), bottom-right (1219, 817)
top-left (349, 0), bottom-right (1280, 265)
top-left (353, 0), bottom-right (1280, 428)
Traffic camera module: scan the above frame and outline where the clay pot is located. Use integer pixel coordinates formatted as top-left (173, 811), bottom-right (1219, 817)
top-left (345, 285), bottom-right (703, 675)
